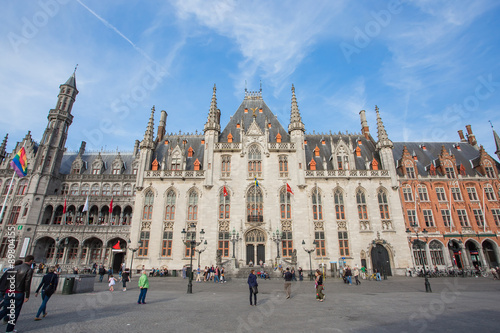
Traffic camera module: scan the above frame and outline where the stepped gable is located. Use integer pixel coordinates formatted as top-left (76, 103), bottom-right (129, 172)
top-left (304, 133), bottom-right (379, 171)
top-left (392, 142), bottom-right (500, 177)
top-left (59, 151), bottom-right (136, 175)
top-left (220, 91), bottom-right (289, 143)
top-left (154, 133), bottom-right (205, 171)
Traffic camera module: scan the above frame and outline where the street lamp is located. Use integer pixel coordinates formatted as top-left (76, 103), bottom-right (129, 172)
top-left (302, 240), bottom-right (316, 281)
top-left (272, 228), bottom-right (282, 259)
top-left (230, 228), bottom-right (241, 259)
top-left (406, 222), bottom-right (432, 292)
top-left (182, 224), bottom-right (205, 294)
top-left (54, 237), bottom-right (69, 266)
top-left (127, 239), bottom-right (140, 278)
top-left (195, 240), bottom-right (208, 268)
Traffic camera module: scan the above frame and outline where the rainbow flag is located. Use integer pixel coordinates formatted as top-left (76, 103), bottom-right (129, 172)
top-left (10, 147), bottom-right (27, 178)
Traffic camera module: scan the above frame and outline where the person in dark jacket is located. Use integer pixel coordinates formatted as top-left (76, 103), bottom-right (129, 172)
top-left (34, 266), bottom-right (59, 320)
top-left (247, 269), bottom-right (258, 306)
top-left (98, 265), bottom-right (106, 282)
top-left (0, 255), bottom-right (34, 332)
top-left (121, 268), bottom-right (130, 291)
top-left (284, 267), bottom-right (293, 299)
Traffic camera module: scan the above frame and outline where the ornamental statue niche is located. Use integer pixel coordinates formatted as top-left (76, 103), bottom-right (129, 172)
top-left (216, 250), bottom-right (222, 266)
top-left (291, 249), bottom-right (297, 265)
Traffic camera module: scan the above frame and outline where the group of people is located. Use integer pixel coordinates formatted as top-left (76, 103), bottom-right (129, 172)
top-left (149, 267), bottom-right (169, 277)
top-left (195, 265), bottom-right (226, 283)
top-left (341, 265), bottom-right (362, 285)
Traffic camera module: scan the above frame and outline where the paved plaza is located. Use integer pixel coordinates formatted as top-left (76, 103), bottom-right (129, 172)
top-left (7, 275), bottom-right (500, 333)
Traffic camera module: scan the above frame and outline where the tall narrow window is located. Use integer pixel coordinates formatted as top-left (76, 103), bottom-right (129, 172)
top-left (2, 180), bottom-right (15, 195)
top-left (142, 191), bottom-right (154, 221)
top-left (219, 189), bottom-right (230, 219)
top-left (187, 190), bottom-right (198, 221)
top-left (485, 186), bottom-right (495, 201)
top-left (338, 231), bottom-right (350, 256)
top-left (138, 231), bottom-right (150, 257)
top-left (70, 184), bottom-right (79, 196)
top-left (81, 184), bottom-right (89, 196)
top-left (315, 231), bottom-right (325, 256)
top-left (445, 167), bottom-right (456, 179)
top-left (312, 187), bottom-right (323, 220)
top-left (161, 231), bottom-right (173, 257)
top-left (406, 167), bottom-right (416, 178)
top-left (221, 155), bottom-right (231, 177)
top-left (90, 184), bottom-right (99, 196)
top-left (248, 145), bottom-right (262, 178)
top-left (473, 209), bottom-right (484, 227)
top-left (281, 232), bottom-right (293, 257)
top-left (279, 155), bottom-right (288, 177)
top-left (356, 189), bottom-right (368, 220)
top-left (7, 206), bottom-right (21, 225)
top-left (185, 231), bottom-right (196, 257)
top-left (218, 232), bottom-right (230, 257)
top-left (467, 187), bottom-right (478, 201)
top-left (441, 209), bottom-right (451, 227)
top-left (451, 187), bottom-right (462, 201)
top-left (247, 185), bottom-right (263, 223)
top-left (429, 241), bottom-right (445, 265)
top-left (112, 184), bottom-right (120, 196)
top-left (334, 189), bottom-right (345, 220)
top-left (423, 209), bottom-right (434, 227)
top-left (457, 209), bottom-right (469, 227)
top-left (165, 190), bottom-right (176, 221)
top-left (61, 184), bottom-right (69, 196)
top-left (102, 184), bottom-right (110, 196)
top-left (280, 187), bottom-right (291, 220)
top-left (435, 187), bottom-right (446, 201)
top-left (413, 246), bottom-right (428, 266)
top-left (407, 210), bottom-right (416, 223)
top-left (378, 189), bottom-right (390, 219)
top-left (16, 179), bottom-right (28, 196)
top-left (403, 187), bottom-right (413, 201)
top-left (492, 209), bottom-right (500, 227)
top-left (123, 184), bottom-right (132, 196)
top-left (485, 166), bottom-right (495, 178)
top-left (418, 187), bottom-right (429, 201)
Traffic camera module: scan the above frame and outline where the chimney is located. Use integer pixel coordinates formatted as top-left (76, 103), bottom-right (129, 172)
top-left (465, 125), bottom-right (478, 148)
top-left (157, 110), bottom-right (167, 142)
top-left (359, 110), bottom-right (370, 139)
top-left (78, 141), bottom-right (86, 156)
top-left (457, 130), bottom-right (466, 142)
top-left (133, 140), bottom-right (140, 156)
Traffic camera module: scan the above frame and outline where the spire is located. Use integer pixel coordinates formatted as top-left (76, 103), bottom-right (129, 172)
top-left (492, 122), bottom-right (500, 159)
top-left (0, 133), bottom-right (7, 163)
top-left (288, 84), bottom-right (305, 133)
top-left (204, 84), bottom-right (221, 133)
top-left (141, 106), bottom-right (155, 149)
top-left (375, 105), bottom-right (393, 149)
top-left (64, 65), bottom-right (77, 89)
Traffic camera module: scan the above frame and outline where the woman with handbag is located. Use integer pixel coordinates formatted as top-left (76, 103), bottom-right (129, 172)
top-left (34, 266), bottom-right (59, 320)
top-left (247, 269), bottom-right (258, 306)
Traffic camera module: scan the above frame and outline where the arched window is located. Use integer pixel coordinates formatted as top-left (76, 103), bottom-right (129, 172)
top-left (61, 184), bottom-right (69, 196)
top-left (334, 188), bottom-right (345, 220)
top-left (279, 155), bottom-right (288, 177)
top-left (429, 241), bottom-right (445, 266)
top-left (80, 184), bottom-right (89, 196)
top-left (187, 190), bottom-right (198, 221)
top-left (356, 189), bottom-right (368, 220)
top-left (142, 191), bottom-right (154, 220)
top-left (219, 188), bottom-right (230, 219)
top-left (247, 185), bottom-right (263, 222)
top-left (248, 145), bottom-right (262, 178)
top-left (123, 184), bottom-right (132, 196)
top-left (2, 179), bottom-right (15, 196)
top-left (16, 179), bottom-right (28, 196)
top-left (221, 155), bottom-right (231, 178)
top-left (90, 184), bottom-right (100, 196)
top-left (280, 187), bottom-right (291, 220)
top-left (102, 184), bottom-right (110, 196)
top-left (70, 184), bottom-right (79, 196)
top-left (112, 184), bottom-right (120, 196)
top-left (378, 188), bottom-right (390, 219)
top-left (165, 190), bottom-right (176, 221)
top-left (312, 187), bottom-right (323, 220)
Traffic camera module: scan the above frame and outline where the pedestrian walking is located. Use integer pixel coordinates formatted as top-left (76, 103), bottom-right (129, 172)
top-left (0, 255), bottom-right (34, 332)
top-left (375, 268), bottom-right (382, 281)
top-left (291, 267), bottom-right (297, 281)
top-left (122, 268), bottom-right (130, 291)
top-left (247, 269), bottom-right (258, 306)
top-left (137, 270), bottom-right (149, 304)
top-left (345, 266), bottom-right (352, 285)
top-left (284, 267), bottom-right (293, 299)
top-left (196, 266), bottom-right (202, 282)
top-left (98, 265), bottom-right (106, 282)
top-left (34, 266), bottom-right (59, 320)
top-left (220, 266), bottom-right (226, 283)
top-left (299, 267), bottom-right (303, 281)
top-left (108, 274), bottom-right (117, 291)
top-left (214, 266), bottom-right (220, 283)
top-left (315, 269), bottom-right (324, 302)
top-left (354, 265), bottom-right (361, 285)
top-left (361, 265), bottom-right (367, 280)
top-left (182, 266), bottom-right (187, 279)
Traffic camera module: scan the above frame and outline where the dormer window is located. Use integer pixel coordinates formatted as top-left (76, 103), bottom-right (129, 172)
top-left (445, 167), bottom-right (455, 179)
top-left (92, 168), bottom-right (100, 175)
top-left (485, 166), bottom-right (495, 178)
top-left (406, 167), bottom-right (416, 179)
top-left (188, 146), bottom-right (194, 157)
top-left (227, 133), bottom-right (233, 143)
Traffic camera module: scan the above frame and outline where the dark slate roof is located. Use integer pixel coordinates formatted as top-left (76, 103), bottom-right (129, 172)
top-left (304, 134), bottom-right (379, 170)
top-left (220, 97), bottom-right (290, 143)
top-left (154, 134), bottom-right (205, 170)
top-left (59, 152), bottom-right (136, 175)
top-left (64, 73), bottom-right (77, 89)
top-left (392, 142), bottom-right (500, 177)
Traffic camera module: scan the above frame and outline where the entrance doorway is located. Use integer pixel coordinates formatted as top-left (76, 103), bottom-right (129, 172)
top-left (370, 244), bottom-right (392, 276)
top-left (245, 229), bottom-right (266, 265)
top-left (112, 252), bottom-right (125, 273)
top-left (483, 240), bottom-right (498, 268)
top-left (448, 240), bottom-right (463, 269)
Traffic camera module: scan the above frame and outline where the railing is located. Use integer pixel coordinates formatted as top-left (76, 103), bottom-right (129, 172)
top-left (36, 224), bottom-right (131, 234)
top-left (214, 143), bottom-right (242, 151)
top-left (144, 170), bottom-right (205, 179)
top-left (305, 169), bottom-right (390, 178)
top-left (268, 142), bottom-right (295, 151)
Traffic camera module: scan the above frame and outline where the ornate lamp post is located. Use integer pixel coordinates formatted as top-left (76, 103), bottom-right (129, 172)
top-left (127, 239), bottom-right (140, 278)
top-left (195, 240), bottom-right (208, 268)
top-left (181, 225), bottom-right (205, 294)
top-left (272, 228), bottom-right (282, 259)
top-left (230, 228), bottom-right (241, 259)
top-left (406, 222), bottom-right (432, 292)
top-left (302, 240), bottom-right (316, 281)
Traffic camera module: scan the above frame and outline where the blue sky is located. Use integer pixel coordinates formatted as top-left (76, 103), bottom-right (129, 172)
top-left (1, 0), bottom-right (499, 161)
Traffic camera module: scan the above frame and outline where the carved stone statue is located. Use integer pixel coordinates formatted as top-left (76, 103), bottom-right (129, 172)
top-left (291, 249), bottom-right (297, 265)
top-left (216, 250), bottom-right (222, 266)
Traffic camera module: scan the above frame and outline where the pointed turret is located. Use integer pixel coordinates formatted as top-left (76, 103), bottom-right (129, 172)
top-left (375, 106), bottom-right (397, 187)
top-left (64, 72), bottom-right (77, 90)
top-left (492, 124), bottom-right (500, 161)
top-left (141, 106), bottom-right (155, 149)
top-left (204, 84), bottom-right (221, 133)
top-left (0, 133), bottom-right (8, 164)
top-left (375, 106), bottom-right (393, 149)
top-left (288, 84), bottom-right (305, 133)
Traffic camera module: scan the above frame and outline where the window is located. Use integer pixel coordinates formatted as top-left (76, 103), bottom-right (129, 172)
top-left (165, 190), bottom-right (176, 221)
top-left (413, 247), bottom-right (428, 266)
top-left (221, 155), bottom-right (231, 178)
top-left (406, 167), bottom-right (416, 178)
top-left (7, 206), bottom-right (21, 225)
top-left (457, 209), bottom-right (469, 227)
top-left (312, 187), bottom-right (323, 220)
top-left (68, 243), bottom-right (78, 260)
top-left (187, 190), bottom-right (198, 220)
top-left (492, 209), bottom-right (500, 227)
top-left (92, 168), bottom-right (100, 175)
top-left (16, 179), bottom-right (28, 196)
top-left (281, 232), bottom-right (293, 257)
top-left (418, 187), bottom-right (429, 201)
top-left (142, 191), bottom-right (154, 220)
top-left (112, 184), bottom-right (120, 196)
top-left (377, 189), bottom-right (390, 219)
top-left (80, 184), bottom-right (89, 196)
top-left (279, 155), bottom-right (288, 177)
top-left (219, 189), bottom-right (231, 219)
top-left (429, 241), bottom-right (445, 265)
top-left (441, 209), bottom-right (451, 227)
top-left (336, 146), bottom-right (349, 170)
top-left (71, 167), bottom-right (80, 174)
top-left (451, 187), bottom-right (462, 201)
top-left (334, 189), bottom-right (345, 220)
top-left (218, 232), bottom-right (230, 257)
top-left (185, 231), bottom-right (196, 257)
top-left (467, 187), bottom-right (478, 201)
top-left (90, 247), bottom-right (100, 261)
top-left (138, 231), bottom-right (150, 257)
top-left (338, 231), bottom-right (349, 256)
top-left (248, 145), bottom-right (262, 178)
top-left (407, 210), bottom-right (416, 223)
top-left (2, 179), bottom-right (15, 195)
top-left (70, 184), bottom-right (79, 196)
top-left (445, 167), bottom-right (456, 179)
top-left (90, 184), bottom-right (99, 196)
top-left (315, 231), bottom-right (325, 257)
top-left (435, 187), bottom-right (446, 201)
top-left (247, 185), bottom-right (263, 223)
top-left (485, 186), bottom-right (495, 201)
top-left (280, 187), bottom-right (291, 220)
top-left (356, 189), bottom-right (368, 220)
top-left (403, 187), bottom-right (413, 201)
top-left (161, 231), bottom-right (173, 257)
top-left (102, 184), bottom-right (110, 196)
top-left (0, 238), bottom-right (12, 258)
top-left (423, 209), bottom-right (434, 227)
top-left (473, 209), bottom-right (484, 227)
top-left (171, 155), bottom-right (181, 170)
top-left (485, 166), bottom-right (495, 178)
top-left (61, 184), bottom-right (69, 196)
top-left (123, 184), bottom-right (132, 196)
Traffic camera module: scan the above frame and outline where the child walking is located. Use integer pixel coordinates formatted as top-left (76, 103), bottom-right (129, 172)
top-left (108, 274), bottom-right (117, 291)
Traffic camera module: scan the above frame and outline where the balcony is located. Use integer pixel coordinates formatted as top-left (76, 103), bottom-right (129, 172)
top-left (144, 170), bottom-right (205, 179)
top-left (247, 215), bottom-right (263, 223)
top-left (305, 169), bottom-right (390, 178)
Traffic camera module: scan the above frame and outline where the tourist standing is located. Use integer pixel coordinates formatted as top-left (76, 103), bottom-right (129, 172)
top-left (315, 269), bottom-right (324, 302)
top-left (98, 265), bottom-right (106, 282)
top-left (196, 266), bottom-right (202, 282)
top-left (122, 268), bottom-right (130, 291)
top-left (247, 269), bottom-right (258, 306)
top-left (220, 266), bottom-right (225, 283)
top-left (345, 266), bottom-right (352, 285)
top-left (138, 270), bottom-right (149, 304)
top-left (375, 268), bottom-right (381, 281)
top-left (361, 265), bottom-right (367, 279)
top-left (354, 265), bottom-right (361, 285)
top-left (34, 266), bottom-right (59, 320)
top-left (283, 267), bottom-right (293, 299)
top-left (299, 267), bottom-right (303, 281)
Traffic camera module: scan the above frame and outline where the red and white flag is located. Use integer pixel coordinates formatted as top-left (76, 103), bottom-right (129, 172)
top-left (63, 198), bottom-right (67, 214)
top-left (286, 183), bottom-right (294, 195)
top-left (109, 197), bottom-right (113, 213)
top-left (223, 186), bottom-right (228, 197)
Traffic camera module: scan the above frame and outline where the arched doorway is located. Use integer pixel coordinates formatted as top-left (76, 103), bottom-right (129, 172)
top-left (245, 229), bottom-right (266, 265)
top-left (465, 240), bottom-right (481, 268)
top-left (482, 240), bottom-right (499, 268)
top-left (33, 237), bottom-right (56, 263)
top-left (370, 244), bottom-right (392, 276)
top-left (107, 238), bottom-right (127, 273)
top-left (448, 240), bottom-right (463, 269)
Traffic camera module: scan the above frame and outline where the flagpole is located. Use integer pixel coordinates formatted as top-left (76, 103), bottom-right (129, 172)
top-left (0, 171), bottom-right (16, 224)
